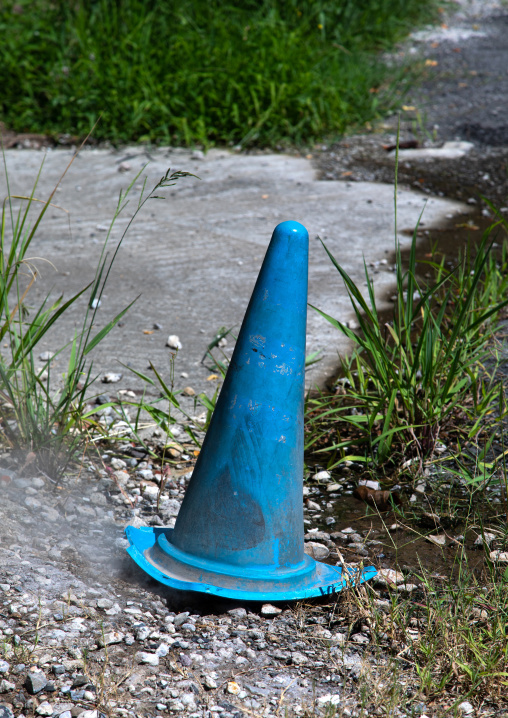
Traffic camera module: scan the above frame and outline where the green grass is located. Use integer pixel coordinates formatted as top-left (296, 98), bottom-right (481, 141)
top-left (0, 0), bottom-right (442, 147)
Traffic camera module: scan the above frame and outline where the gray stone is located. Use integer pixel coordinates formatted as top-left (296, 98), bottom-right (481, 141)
top-left (304, 542), bottom-right (329, 560)
top-left (291, 652), bottom-right (308, 665)
top-left (71, 676), bottom-right (88, 689)
top-left (25, 672), bottom-right (47, 694)
top-left (174, 612), bottom-right (190, 627)
top-left (202, 675), bottom-right (217, 690)
top-left (135, 626), bottom-right (150, 641)
top-left (96, 598), bottom-right (113, 610)
top-left (0, 680), bottom-right (15, 693)
top-left (351, 633), bottom-right (370, 644)
top-left (98, 631), bottom-right (124, 647)
top-left (0, 663), bottom-right (9, 675)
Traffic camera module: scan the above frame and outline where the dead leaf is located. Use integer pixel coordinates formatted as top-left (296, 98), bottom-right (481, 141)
top-left (22, 451), bottom-right (37, 470)
top-left (426, 534), bottom-right (447, 547)
top-left (384, 140), bottom-right (419, 152)
top-left (455, 223), bottom-right (479, 230)
top-left (353, 485), bottom-right (402, 511)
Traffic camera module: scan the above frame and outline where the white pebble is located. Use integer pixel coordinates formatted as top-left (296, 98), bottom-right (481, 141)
top-left (358, 479), bottom-right (380, 491)
top-left (375, 568), bottom-right (405, 586)
top-left (135, 651), bottom-right (159, 666)
top-left (317, 694), bottom-right (341, 707)
top-left (313, 470), bottom-right (331, 482)
top-left (458, 701), bottom-right (474, 715)
top-left (167, 334), bottom-right (182, 350)
top-left (36, 704), bottom-right (54, 716)
top-left (102, 372), bottom-right (122, 384)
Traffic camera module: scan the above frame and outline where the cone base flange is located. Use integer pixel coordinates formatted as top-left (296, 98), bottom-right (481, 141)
top-left (125, 526), bottom-right (377, 602)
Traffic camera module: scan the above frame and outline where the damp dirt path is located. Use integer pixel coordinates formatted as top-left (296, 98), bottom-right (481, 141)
top-left (315, 0), bottom-right (508, 225)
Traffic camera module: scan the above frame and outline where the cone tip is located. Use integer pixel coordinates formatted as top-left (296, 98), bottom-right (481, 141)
top-left (273, 220), bottom-right (308, 240)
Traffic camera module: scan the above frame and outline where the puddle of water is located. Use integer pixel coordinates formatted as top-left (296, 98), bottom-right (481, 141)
top-left (311, 491), bottom-right (495, 580)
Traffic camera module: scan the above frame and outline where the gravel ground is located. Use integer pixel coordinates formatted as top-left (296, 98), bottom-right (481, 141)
top-left (0, 453), bottom-right (420, 718)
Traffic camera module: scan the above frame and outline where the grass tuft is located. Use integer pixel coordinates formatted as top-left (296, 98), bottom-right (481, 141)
top-left (0, 152), bottom-right (194, 477)
top-left (306, 214), bottom-right (508, 470)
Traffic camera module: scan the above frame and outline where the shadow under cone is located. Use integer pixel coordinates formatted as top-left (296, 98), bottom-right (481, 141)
top-left (126, 221), bottom-right (376, 600)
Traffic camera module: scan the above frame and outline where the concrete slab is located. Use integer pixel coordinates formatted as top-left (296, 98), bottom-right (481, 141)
top-left (0, 146), bottom-right (467, 398)
top-left (390, 141), bottom-right (475, 161)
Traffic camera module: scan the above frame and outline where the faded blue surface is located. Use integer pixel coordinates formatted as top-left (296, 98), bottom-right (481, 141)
top-left (126, 221), bottom-right (377, 600)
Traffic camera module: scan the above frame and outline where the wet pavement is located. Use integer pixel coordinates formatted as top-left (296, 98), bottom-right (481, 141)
top-left (0, 148), bottom-right (464, 406)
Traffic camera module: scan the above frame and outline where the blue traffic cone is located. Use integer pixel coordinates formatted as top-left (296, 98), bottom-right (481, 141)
top-left (126, 221), bottom-right (376, 601)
